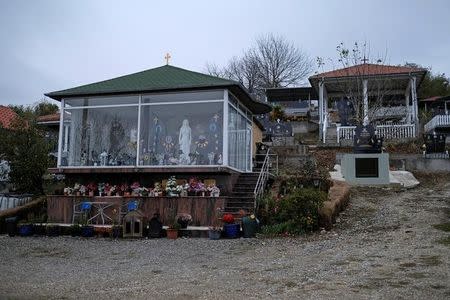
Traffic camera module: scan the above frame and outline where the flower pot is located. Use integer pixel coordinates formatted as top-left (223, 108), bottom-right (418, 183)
top-left (223, 223), bottom-right (240, 239)
top-left (88, 191), bottom-right (94, 197)
top-left (5, 217), bottom-right (17, 237)
top-left (81, 225), bottom-right (95, 237)
top-left (208, 229), bottom-right (221, 240)
top-left (76, 191), bottom-right (81, 196)
top-left (166, 228), bottom-right (178, 239)
top-left (177, 220), bottom-right (189, 229)
top-left (18, 224), bottom-right (34, 237)
top-left (242, 216), bottom-right (258, 238)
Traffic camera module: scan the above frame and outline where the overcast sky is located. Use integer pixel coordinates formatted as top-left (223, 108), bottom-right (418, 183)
top-left (1, 0), bottom-right (449, 106)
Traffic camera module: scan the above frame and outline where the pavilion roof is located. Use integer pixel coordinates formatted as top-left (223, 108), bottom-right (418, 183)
top-left (37, 113), bottom-right (60, 124)
top-left (310, 63), bottom-right (427, 80)
top-left (45, 65), bottom-right (271, 114)
top-left (0, 106), bottom-right (19, 129)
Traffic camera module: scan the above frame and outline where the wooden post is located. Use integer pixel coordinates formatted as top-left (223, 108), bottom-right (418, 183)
top-left (405, 80), bottom-right (411, 124)
top-left (363, 79), bottom-right (369, 125)
top-left (410, 76), bottom-right (418, 135)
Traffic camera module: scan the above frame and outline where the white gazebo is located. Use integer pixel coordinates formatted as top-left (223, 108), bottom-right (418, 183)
top-left (309, 64), bottom-right (427, 144)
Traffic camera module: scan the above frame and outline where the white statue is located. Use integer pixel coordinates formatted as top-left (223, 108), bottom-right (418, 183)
top-left (99, 150), bottom-right (108, 166)
top-left (179, 119), bottom-right (192, 164)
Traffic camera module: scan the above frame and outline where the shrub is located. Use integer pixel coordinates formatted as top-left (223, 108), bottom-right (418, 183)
top-left (276, 188), bottom-right (326, 233)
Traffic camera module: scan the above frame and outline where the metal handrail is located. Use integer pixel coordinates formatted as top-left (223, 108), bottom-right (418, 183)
top-left (253, 150), bottom-right (271, 211)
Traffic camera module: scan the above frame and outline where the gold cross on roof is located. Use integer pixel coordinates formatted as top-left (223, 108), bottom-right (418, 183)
top-left (164, 53), bottom-right (171, 65)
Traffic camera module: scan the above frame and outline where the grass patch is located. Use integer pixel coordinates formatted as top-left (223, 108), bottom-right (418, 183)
top-left (433, 222), bottom-right (450, 232)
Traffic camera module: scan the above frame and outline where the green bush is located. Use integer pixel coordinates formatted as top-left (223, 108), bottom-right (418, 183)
top-left (261, 188), bottom-right (326, 235)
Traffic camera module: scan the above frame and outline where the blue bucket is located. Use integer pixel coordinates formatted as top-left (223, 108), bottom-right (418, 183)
top-left (223, 223), bottom-right (240, 239)
top-left (81, 202), bottom-right (92, 211)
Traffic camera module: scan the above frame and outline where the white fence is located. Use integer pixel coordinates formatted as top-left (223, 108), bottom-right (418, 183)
top-left (424, 115), bottom-right (450, 133)
top-left (337, 124), bottom-right (416, 143)
top-left (0, 194), bottom-right (33, 211)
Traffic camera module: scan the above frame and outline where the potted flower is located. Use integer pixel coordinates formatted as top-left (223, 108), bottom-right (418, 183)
top-left (131, 181), bottom-right (140, 195)
top-left (73, 183), bottom-right (81, 196)
top-left (119, 183), bottom-right (129, 196)
top-left (207, 184), bottom-right (220, 197)
top-left (98, 182), bottom-right (105, 196)
top-left (153, 183), bottom-right (162, 196)
top-left (166, 209), bottom-right (180, 239)
top-left (104, 183), bottom-right (111, 196)
top-left (188, 177), bottom-right (198, 196)
top-left (63, 187), bottom-right (73, 196)
top-left (222, 213), bottom-right (240, 238)
top-left (177, 213), bottom-right (192, 229)
top-left (86, 182), bottom-right (97, 197)
top-left (180, 183), bottom-right (189, 197)
top-left (196, 181), bottom-right (206, 196)
top-left (165, 176), bottom-right (179, 197)
top-left (138, 187), bottom-right (149, 197)
top-left (79, 184), bottom-right (86, 196)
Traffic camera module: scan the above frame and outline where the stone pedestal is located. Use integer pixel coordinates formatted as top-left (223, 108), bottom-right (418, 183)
top-left (341, 153), bottom-right (390, 185)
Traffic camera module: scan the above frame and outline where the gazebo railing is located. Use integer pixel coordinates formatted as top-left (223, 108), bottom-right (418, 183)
top-left (337, 124), bottom-right (416, 143)
top-left (424, 114), bottom-right (450, 133)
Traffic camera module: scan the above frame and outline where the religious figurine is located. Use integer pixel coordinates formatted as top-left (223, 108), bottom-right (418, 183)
top-left (208, 152), bottom-right (215, 165)
top-left (208, 112), bottom-right (222, 155)
top-left (179, 119), bottom-right (192, 165)
top-left (150, 115), bottom-right (163, 154)
top-left (130, 128), bottom-right (137, 143)
top-left (99, 150), bottom-right (108, 166)
top-left (80, 150), bottom-right (87, 166)
top-left (194, 135), bottom-right (209, 165)
top-left (217, 153), bottom-right (223, 165)
top-left (156, 153), bottom-right (164, 165)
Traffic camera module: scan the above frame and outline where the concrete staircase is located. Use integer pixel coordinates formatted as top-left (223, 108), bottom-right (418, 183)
top-left (321, 125), bottom-right (340, 147)
top-left (223, 173), bottom-right (259, 214)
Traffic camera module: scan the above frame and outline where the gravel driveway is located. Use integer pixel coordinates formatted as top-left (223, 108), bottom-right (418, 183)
top-left (1, 174), bottom-right (449, 300)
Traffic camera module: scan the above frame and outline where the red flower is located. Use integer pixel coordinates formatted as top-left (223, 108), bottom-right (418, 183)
top-left (222, 214), bottom-right (235, 224)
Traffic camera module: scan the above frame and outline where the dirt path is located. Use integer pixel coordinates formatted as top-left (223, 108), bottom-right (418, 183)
top-left (1, 175), bottom-right (449, 299)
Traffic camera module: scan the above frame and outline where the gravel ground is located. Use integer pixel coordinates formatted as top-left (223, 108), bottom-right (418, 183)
top-left (1, 175), bottom-right (449, 300)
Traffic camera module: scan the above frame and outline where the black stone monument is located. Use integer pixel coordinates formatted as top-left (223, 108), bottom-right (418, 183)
top-left (353, 125), bottom-right (383, 154)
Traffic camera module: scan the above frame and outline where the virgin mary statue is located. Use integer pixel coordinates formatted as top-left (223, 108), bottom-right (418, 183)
top-left (179, 119), bottom-right (191, 164)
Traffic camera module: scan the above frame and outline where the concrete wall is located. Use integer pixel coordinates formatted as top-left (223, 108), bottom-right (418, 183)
top-left (291, 121), bottom-right (318, 134)
top-left (336, 153), bottom-right (450, 173)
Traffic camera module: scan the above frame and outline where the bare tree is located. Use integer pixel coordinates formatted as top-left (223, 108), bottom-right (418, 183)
top-left (205, 33), bottom-right (312, 99)
top-left (317, 42), bottom-right (399, 126)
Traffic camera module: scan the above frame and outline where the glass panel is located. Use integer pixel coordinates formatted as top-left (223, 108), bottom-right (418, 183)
top-left (61, 106), bottom-right (138, 166)
top-left (228, 105), bottom-right (250, 171)
top-left (139, 102), bottom-right (223, 166)
top-left (228, 92), bottom-right (238, 107)
top-left (65, 96), bottom-right (139, 107)
top-left (142, 90), bottom-right (223, 104)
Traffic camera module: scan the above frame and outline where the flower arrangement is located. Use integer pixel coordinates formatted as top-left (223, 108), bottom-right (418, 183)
top-left (222, 214), bottom-right (235, 224)
top-left (63, 187), bottom-right (73, 196)
top-left (207, 184), bottom-right (220, 197)
top-left (98, 182), bottom-right (105, 196)
top-left (177, 213), bottom-right (192, 228)
top-left (104, 183), bottom-right (112, 196)
top-left (119, 183), bottom-right (129, 196)
top-left (166, 176), bottom-right (180, 196)
top-left (86, 182), bottom-right (97, 196)
top-left (79, 184), bottom-right (86, 195)
top-left (138, 187), bottom-right (149, 197)
top-left (153, 182), bottom-right (162, 196)
top-left (130, 181), bottom-right (140, 191)
top-left (73, 183), bottom-right (81, 193)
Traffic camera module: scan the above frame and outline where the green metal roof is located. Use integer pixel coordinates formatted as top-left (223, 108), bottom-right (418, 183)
top-left (45, 65), bottom-right (271, 114)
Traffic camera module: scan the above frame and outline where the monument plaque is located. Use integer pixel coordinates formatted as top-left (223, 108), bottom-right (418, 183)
top-left (355, 157), bottom-right (379, 178)
top-left (353, 125), bottom-right (383, 154)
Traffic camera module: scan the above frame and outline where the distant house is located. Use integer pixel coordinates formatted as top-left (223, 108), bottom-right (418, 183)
top-left (265, 87), bottom-right (318, 119)
top-left (422, 95), bottom-right (450, 135)
top-left (0, 106), bottom-right (19, 130)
